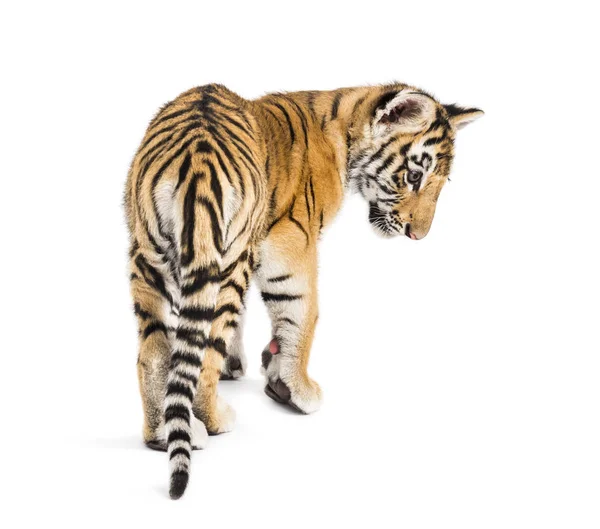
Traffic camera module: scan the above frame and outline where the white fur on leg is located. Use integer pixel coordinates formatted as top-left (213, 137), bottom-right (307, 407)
top-left (285, 376), bottom-right (323, 414)
top-left (191, 415), bottom-right (208, 449)
top-left (215, 397), bottom-right (236, 433)
top-left (265, 353), bottom-right (323, 414)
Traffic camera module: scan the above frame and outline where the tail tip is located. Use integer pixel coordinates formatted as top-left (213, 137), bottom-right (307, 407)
top-left (169, 470), bottom-right (189, 500)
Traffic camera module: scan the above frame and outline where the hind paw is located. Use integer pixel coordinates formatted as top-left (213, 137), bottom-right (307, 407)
top-left (211, 397), bottom-right (236, 434)
top-left (220, 353), bottom-right (246, 380)
top-left (190, 415), bottom-right (208, 449)
top-left (196, 396), bottom-right (237, 435)
top-left (144, 415), bottom-right (208, 452)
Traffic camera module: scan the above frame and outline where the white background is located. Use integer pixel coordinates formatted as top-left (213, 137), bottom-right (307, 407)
top-left (2, 1), bottom-right (599, 527)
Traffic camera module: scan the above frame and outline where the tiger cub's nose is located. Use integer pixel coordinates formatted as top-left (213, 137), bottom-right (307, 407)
top-left (405, 223), bottom-right (418, 240)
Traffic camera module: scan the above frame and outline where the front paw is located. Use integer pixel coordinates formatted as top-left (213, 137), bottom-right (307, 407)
top-left (265, 375), bottom-right (322, 414)
top-left (262, 346), bottom-right (322, 413)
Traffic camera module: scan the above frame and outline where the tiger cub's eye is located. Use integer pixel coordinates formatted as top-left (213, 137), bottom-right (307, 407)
top-left (407, 170), bottom-right (422, 184)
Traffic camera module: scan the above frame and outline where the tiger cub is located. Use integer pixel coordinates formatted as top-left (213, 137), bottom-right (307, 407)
top-left (125, 83), bottom-right (483, 498)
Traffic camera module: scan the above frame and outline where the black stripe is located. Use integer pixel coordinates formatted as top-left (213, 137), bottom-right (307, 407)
top-left (210, 129), bottom-right (242, 176)
top-left (152, 107), bottom-right (194, 127)
top-left (179, 306), bottom-right (215, 322)
top-left (169, 447), bottom-right (190, 460)
top-left (181, 172), bottom-right (200, 267)
top-left (211, 108), bottom-right (254, 139)
top-left (424, 118), bottom-right (445, 135)
top-left (263, 106), bottom-right (286, 133)
top-left (222, 251), bottom-right (247, 278)
top-left (140, 111), bottom-right (198, 155)
top-left (147, 133), bottom-right (203, 239)
top-left (136, 125), bottom-right (194, 202)
top-left (134, 303), bottom-right (152, 320)
top-left (270, 102), bottom-right (296, 144)
top-left (261, 292), bottom-right (303, 302)
top-left (134, 254), bottom-right (173, 305)
top-left (214, 303), bottom-right (241, 318)
top-left (197, 196), bottom-right (223, 254)
top-left (175, 151), bottom-right (192, 191)
top-left (200, 89), bottom-right (239, 111)
top-left (209, 123), bottom-right (258, 178)
top-left (206, 337), bottom-right (227, 357)
top-left (221, 279), bottom-right (245, 299)
top-left (128, 239), bottom-right (140, 258)
top-left (376, 152), bottom-right (397, 176)
top-left (141, 121), bottom-right (202, 175)
top-left (306, 91), bottom-right (317, 119)
top-left (212, 144), bottom-right (237, 189)
top-left (224, 218), bottom-right (251, 255)
top-left (175, 327), bottom-right (206, 348)
top-left (267, 274), bottom-right (292, 283)
top-left (374, 91), bottom-right (398, 112)
top-left (400, 142), bottom-right (412, 156)
top-left (143, 321), bottom-right (167, 339)
top-left (423, 135), bottom-right (445, 147)
top-left (288, 213), bottom-right (309, 244)
top-left (366, 137), bottom-right (398, 168)
top-left (146, 231), bottom-right (166, 257)
top-left (281, 96), bottom-right (309, 148)
top-left (375, 179), bottom-right (397, 196)
top-left (181, 266), bottom-right (222, 297)
top-left (304, 178), bottom-right (312, 220)
top-left (209, 118), bottom-right (255, 166)
top-left (331, 91), bottom-right (343, 120)
top-left (268, 210), bottom-right (287, 232)
top-left (165, 404), bottom-right (191, 423)
top-left (351, 95), bottom-right (367, 117)
top-left (279, 317), bottom-right (298, 327)
top-left (206, 159), bottom-right (223, 218)
top-left (176, 371), bottom-right (199, 386)
top-left (196, 139), bottom-right (212, 153)
top-left (171, 350), bottom-right (202, 368)
top-left (167, 429), bottom-right (191, 444)
top-left (166, 381), bottom-right (194, 402)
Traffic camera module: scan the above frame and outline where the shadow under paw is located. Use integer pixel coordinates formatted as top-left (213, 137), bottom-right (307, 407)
top-left (145, 439), bottom-right (167, 452)
top-left (264, 379), bottom-right (305, 414)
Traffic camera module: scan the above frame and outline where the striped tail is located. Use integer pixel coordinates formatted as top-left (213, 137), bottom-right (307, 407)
top-left (164, 271), bottom-right (220, 499)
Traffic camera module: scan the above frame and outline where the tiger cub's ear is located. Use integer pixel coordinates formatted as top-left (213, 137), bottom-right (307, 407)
top-left (372, 91), bottom-right (436, 136)
top-left (443, 104), bottom-right (484, 130)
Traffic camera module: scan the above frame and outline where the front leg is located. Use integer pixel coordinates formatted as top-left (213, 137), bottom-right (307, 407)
top-left (256, 221), bottom-right (322, 414)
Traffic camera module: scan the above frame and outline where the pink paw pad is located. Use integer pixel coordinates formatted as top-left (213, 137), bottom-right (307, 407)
top-left (269, 339), bottom-right (279, 355)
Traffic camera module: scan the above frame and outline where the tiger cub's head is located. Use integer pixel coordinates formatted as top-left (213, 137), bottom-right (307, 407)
top-left (348, 87), bottom-right (483, 240)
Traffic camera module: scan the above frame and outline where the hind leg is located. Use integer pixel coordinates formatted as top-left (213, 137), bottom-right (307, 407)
top-left (194, 255), bottom-right (250, 433)
top-left (220, 307), bottom-right (247, 380)
top-left (131, 264), bottom-right (171, 449)
top-left (131, 253), bottom-right (208, 451)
